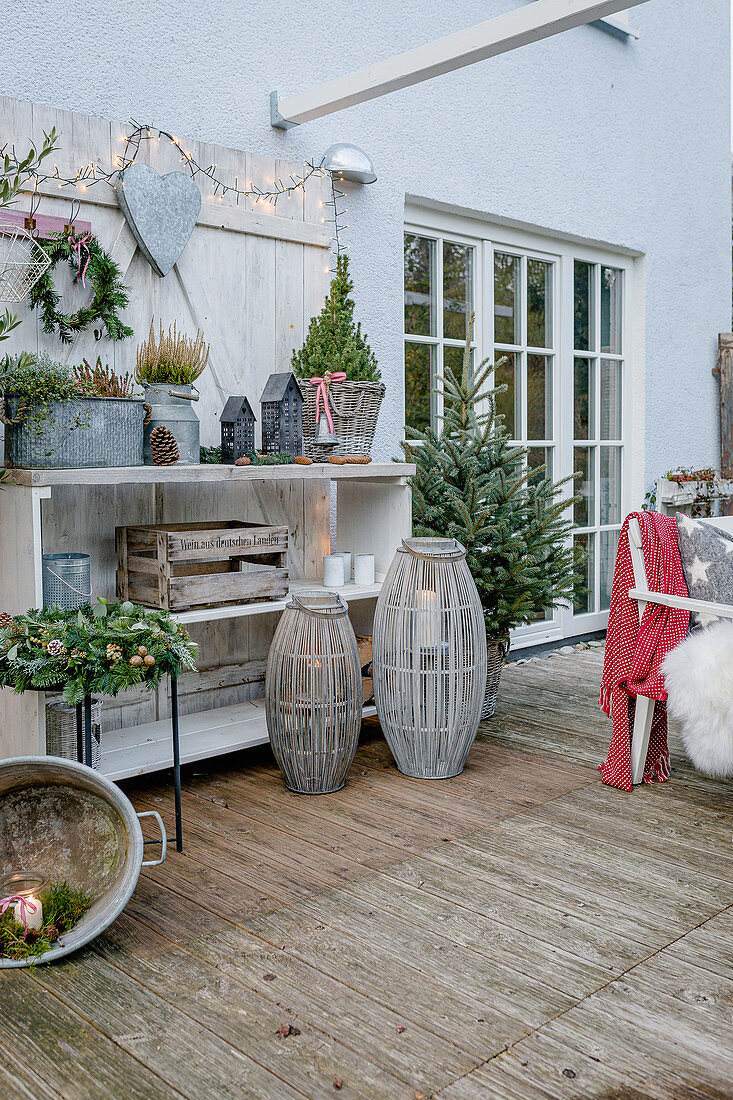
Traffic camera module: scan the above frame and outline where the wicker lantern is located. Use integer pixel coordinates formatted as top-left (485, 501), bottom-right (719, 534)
top-left (265, 590), bottom-right (362, 793)
top-left (373, 538), bottom-right (487, 779)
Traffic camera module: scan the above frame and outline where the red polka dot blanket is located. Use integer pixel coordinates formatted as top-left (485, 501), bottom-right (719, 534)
top-left (599, 511), bottom-right (689, 790)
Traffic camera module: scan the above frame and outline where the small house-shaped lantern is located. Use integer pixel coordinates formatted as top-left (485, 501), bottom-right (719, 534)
top-left (260, 372), bottom-right (303, 457)
top-left (220, 397), bottom-right (256, 462)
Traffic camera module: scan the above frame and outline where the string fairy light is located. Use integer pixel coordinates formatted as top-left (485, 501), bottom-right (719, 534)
top-left (14, 117), bottom-right (347, 263)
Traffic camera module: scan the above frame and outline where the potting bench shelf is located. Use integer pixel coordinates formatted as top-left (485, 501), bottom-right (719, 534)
top-left (0, 462), bottom-right (413, 766)
top-left (99, 699), bottom-right (379, 781)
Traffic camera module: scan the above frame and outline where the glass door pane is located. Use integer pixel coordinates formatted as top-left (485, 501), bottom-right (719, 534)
top-left (494, 252), bottom-right (521, 344)
top-left (404, 234), bottom-right (435, 336)
top-left (404, 342), bottom-right (436, 433)
top-left (443, 242), bottom-right (473, 339)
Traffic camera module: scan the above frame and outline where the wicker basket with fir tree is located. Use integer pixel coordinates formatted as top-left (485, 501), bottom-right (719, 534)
top-left (292, 256), bottom-right (384, 459)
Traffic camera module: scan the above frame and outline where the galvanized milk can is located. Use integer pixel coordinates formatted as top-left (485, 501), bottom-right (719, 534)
top-left (142, 383), bottom-right (200, 465)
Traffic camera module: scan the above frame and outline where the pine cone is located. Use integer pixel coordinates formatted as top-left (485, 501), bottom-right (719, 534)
top-left (0, 612), bottom-right (13, 632)
top-left (149, 425), bottom-right (180, 466)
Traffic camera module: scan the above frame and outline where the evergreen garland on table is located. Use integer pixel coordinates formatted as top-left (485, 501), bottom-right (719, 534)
top-left (27, 233), bottom-right (133, 344)
top-left (291, 255), bottom-right (381, 382)
top-left (404, 315), bottom-right (582, 643)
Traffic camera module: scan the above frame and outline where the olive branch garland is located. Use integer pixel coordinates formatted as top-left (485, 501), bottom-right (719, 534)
top-left (27, 232), bottom-right (133, 344)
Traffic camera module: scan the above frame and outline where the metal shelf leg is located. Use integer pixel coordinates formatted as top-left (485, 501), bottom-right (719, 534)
top-left (171, 674), bottom-right (183, 852)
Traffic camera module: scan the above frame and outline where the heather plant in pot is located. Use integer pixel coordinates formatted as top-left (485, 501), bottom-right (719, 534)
top-left (134, 319), bottom-right (210, 465)
top-left (404, 315), bottom-right (582, 718)
top-left (0, 352), bottom-right (145, 469)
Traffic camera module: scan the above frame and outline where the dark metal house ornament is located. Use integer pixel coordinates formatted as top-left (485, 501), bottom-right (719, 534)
top-left (116, 163), bottom-right (201, 278)
top-left (260, 372), bottom-right (303, 456)
top-left (220, 396), bottom-right (256, 462)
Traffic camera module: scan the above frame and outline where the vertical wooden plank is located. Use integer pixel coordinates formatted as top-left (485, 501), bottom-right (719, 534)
top-left (0, 485), bottom-right (49, 754)
top-left (716, 333), bottom-right (733, 478)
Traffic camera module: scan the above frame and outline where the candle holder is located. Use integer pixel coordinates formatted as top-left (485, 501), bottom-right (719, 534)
top-left (0, 872), bottom-right (45, 932)
top-left (372, 538), bottom-right (487, 779)
top-left (265, 590), bottom-right (362, 793)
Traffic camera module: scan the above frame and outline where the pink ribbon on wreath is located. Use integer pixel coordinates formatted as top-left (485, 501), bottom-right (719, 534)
top-left (309, 371), bottom-right (346, 434)
top-left (0, 894), bottom-right (38, 934)
top-left (70, 232), bottom-right (92, 289)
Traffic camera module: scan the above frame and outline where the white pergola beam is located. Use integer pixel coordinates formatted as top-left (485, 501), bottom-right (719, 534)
top-left (271, 0), bottom-right (648, 128)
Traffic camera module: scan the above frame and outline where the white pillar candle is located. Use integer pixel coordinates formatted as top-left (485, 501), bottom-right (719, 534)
top-left (17, 894), bottom-right (43, 931)
top-left (323, 554), bottom-right (345, 587)
top-left (333, 551), bottom-right (352, 582)
top-left (354, 554), bottom-right (375, 585)
top-left (416, 587), bottom-right (440, 649)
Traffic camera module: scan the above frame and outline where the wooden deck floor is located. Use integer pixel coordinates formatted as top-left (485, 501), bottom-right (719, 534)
top-left (2, 647), bottom-right (733, 1099)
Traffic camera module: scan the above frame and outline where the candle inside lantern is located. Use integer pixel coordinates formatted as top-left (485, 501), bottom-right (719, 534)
top-left (416, 588), bottom-right (440, 649)
top-left (0, 874), bottom-right (45, 932)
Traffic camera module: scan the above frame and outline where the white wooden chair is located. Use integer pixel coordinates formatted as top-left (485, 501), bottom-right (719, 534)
top-left (627, 516), bottom-right (733, 784)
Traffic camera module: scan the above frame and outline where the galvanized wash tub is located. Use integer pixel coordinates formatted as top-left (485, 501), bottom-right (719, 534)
top-left (3, 396), bottom-right (146, 468)
top-left (0, 756), bottom-right (165, 967)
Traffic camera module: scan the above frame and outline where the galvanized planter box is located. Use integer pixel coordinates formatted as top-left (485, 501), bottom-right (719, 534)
top-left (116, 519), bottom-right (289, 611)
top-left (3, 395), bottom-right (146, 469)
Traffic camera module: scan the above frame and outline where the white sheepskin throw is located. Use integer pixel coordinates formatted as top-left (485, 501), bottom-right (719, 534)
top-left (662, 620), bottom-right (733, 778)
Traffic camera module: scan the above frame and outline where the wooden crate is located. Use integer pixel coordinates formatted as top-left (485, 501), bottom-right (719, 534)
top-left (116, 521), bottom-right (289, 611)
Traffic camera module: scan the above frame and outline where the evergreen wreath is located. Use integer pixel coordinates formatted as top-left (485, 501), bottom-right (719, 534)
top-left (27, 232), bottom-right (133, 344)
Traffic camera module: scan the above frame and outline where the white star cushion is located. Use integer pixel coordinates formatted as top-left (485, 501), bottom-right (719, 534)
top-left (675, 512), bottom-right (733, 630)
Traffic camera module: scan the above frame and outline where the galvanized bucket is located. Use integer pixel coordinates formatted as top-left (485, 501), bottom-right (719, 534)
top-left (142, 383), bottom-right (200, 465)
top-left (0, 756), bottom-right (166, 967)
top-left (42, 552), bottom-right (91, 610)
top-left (3, 396), bottom-right (146, 469)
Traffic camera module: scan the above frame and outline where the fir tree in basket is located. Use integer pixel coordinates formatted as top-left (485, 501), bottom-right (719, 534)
top-left (292, 256), bottom-right (384, 457)
top-left (292, 255), bottom-right (380, 383)
top-left (404, 314), bottom-right (582, 716)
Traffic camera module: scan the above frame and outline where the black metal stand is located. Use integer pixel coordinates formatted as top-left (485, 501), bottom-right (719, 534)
top-left (74, 673), bottom-right (184, 853)
top-left (170, 673), bottom-right (183, 852)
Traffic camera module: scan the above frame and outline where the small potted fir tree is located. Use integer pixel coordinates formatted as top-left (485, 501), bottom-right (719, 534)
top-left (404, 316), bottom-right (581, 717)
top-left (291, 256), bottom-right (384, 458)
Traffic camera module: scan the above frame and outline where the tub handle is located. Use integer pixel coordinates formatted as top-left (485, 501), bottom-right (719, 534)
top-left (138, 810), bottom-right (167, 866)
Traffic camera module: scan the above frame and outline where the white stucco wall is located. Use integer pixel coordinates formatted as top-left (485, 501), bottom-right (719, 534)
top-left (1, 1), bottom-right (730, 494)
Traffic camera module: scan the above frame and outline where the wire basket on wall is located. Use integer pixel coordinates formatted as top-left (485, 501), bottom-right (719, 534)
top-left (0, 223), bottom-right (51, 302)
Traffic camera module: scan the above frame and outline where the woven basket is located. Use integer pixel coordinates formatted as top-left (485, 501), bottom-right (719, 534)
top-left (481, 639), bottom-right (508, 720)
top-left (298, 378), bottom-right (385, 460)
top-left (45, 698), bottom-right (102, 770)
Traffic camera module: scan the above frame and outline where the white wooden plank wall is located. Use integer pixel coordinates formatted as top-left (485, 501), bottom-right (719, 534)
top-left (0, 94), bottom-right (333, 726)
top-left (0, 94), bottom-right (332, 447)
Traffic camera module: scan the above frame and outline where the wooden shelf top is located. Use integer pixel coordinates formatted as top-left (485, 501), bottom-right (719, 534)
top-left (6, 462), bottom-right (415, 487)
top-left (175, 577), bottom-right (384, 624)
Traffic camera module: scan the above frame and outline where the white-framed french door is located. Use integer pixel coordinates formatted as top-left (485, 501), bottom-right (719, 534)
top-left (404, 203), bottom-right (642, 646)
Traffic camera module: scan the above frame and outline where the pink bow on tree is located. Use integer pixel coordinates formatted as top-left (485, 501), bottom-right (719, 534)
top-left (70, 232), bottom-right (92, 289)
top-left (0, 894), bottom-right (39, 934)
top-left (309, 371), bottom-right (346, 434)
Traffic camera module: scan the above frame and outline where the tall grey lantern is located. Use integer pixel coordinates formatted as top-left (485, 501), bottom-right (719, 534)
top-left (373, 538), bottom-right (487, 779)
top-left (265, 590), bottom-right (362, 793)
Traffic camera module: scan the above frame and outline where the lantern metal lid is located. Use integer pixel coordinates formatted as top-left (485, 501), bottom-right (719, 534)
top-left (322, 143), bottom-right (377, 185)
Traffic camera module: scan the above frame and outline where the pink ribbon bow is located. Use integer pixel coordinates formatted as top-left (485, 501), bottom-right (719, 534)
top-left (71, 232), bottom-right (92, 289)
top-left (0, 894), bottom-right (38, 934)
top-left (309, 371), bottom-right (346, 434)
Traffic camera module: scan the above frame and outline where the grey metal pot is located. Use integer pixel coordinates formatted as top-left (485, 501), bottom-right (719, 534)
top-left (3, 396), bottom-right (146, 469)
top-left (0, 756), bottom-right (165, 967)
top-left (142, 382), bottom-right (200, 465)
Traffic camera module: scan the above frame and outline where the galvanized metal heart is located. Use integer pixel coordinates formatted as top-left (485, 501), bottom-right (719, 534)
top-left (117, 163), bottom-right (201, 278)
